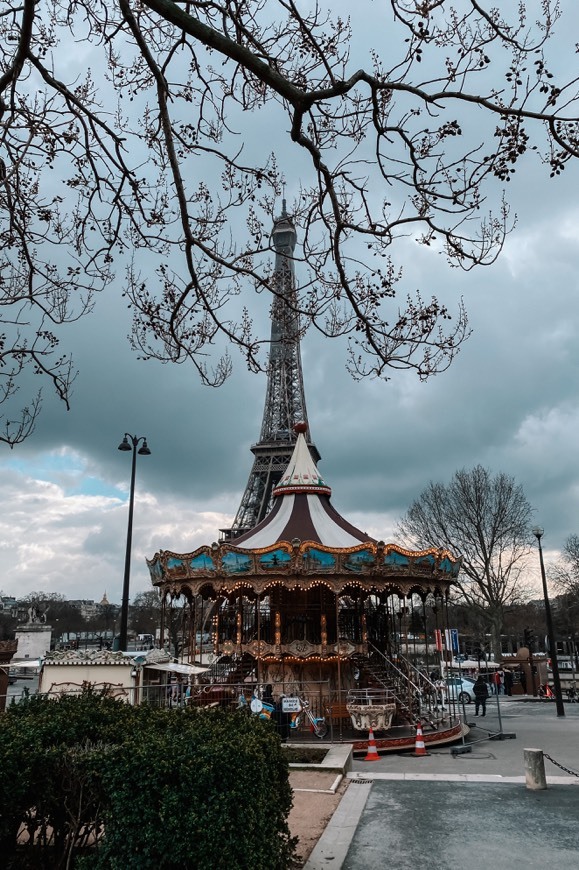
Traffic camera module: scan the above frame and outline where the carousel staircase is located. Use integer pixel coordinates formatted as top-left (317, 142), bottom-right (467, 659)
top-left (202, 653), bottom-right (256, 686)
top-left (351, 649), bottom-right (423, 723)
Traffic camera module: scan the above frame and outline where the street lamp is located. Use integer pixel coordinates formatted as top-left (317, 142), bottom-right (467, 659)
top-left (532, 527), bottom-right (565, 717)
top-left (116, 434), bottom-right (151, 651)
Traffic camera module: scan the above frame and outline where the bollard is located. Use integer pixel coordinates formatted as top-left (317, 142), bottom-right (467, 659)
top-left (524, 748), bottom-right (547, 790)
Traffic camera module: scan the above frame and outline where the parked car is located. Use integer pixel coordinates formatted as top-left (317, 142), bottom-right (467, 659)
top-left (443, 675), bottom-right (478, 704)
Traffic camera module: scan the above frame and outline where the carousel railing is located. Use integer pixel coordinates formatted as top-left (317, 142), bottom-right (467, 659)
top-left (366, 643), bottom-right (450, 722)
top-left (183, 678), bottom-right (334, 739)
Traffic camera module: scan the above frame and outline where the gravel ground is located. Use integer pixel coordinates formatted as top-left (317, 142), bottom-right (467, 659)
top-left (288, 770), bottom-right (349, 867)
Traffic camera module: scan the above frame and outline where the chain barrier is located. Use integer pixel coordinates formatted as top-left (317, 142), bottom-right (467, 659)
top-left (543, 752), bottom-right (579, 778)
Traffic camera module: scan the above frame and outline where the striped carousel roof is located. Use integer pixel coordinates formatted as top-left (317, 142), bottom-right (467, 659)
top-left (234, 423), bottom-right (373, 549)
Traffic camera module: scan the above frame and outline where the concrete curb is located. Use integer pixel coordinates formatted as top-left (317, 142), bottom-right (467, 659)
top-left (303, 780), bottom-right (372, 870)
top-left (346, 771), bottom-right (579, 784)
top-left (285, 743), bottom-right (353, 774)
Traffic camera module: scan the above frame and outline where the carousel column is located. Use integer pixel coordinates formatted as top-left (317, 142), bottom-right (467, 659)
top-left (275, 610), bottom-right (281, 655)
top-left (256, 594), bottom-right (261, 684)
top-left (236, 596), bottom-right (243, 654)
top-left (443, 590), bottom-right (452, 671)
top-left (361, 609), bottom-right (368, 653)
top-left (320, 613), bottom-right (327, 656)
top-left (432, 596), bottom-right (443, 676)
top-left (189, 597), bottom-right (195, 662)
top-left (335, 591), bottom-right (343, 742)
top-left (189, 595), bottom-right (197, 663)
top-left (411, 596), bottom-right (418, 660)
top-left (384, 595), bottom-right (392, 655)
top-left (212, 605), bottom-right (219, 656)
top-left (422, 597), bottom-right (430, 677)
top-left (396, 603), bottom-right (403, 657)
top-left (160, 594), bottom-right (166, 651)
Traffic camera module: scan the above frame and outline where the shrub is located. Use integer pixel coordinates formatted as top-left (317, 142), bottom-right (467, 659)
top-left (0, 692), bottom-right (295, 869)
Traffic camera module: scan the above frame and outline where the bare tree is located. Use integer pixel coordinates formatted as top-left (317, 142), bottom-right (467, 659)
top-left (398, 465), bottom-right (534, 657)
top-left (0, 391), bottom-right (41, 449)
top-left (131, 589), bottom-right (162, 637)
top-left (552, 535), bottom-right (579, 596)
top-left (2, 1), bottom-right (579, 433)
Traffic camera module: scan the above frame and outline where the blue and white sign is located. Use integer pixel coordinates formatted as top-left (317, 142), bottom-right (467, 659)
top-left (445, 628), bottom-right (460, 653)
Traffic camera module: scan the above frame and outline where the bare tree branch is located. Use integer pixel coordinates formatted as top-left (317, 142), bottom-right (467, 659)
top-left (1, 1), bottom-right (578, 432)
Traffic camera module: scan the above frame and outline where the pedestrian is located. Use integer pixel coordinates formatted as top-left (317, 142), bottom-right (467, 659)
top-left (519, 667), bottom-right (527, 695)
top-left (493, 669), bottom-right (503, 695)
top-left (474, 675), bottom-right (489, 716)
top-left (504, 669), bottom-right (513, 696)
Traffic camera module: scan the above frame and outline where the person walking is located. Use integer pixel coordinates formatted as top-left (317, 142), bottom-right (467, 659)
top-left (474, 675), bottom-right (489, 716)
top-left (493, 669), bottom-right (503, 695)
top-left (504, 669), bottom-right (513, 696)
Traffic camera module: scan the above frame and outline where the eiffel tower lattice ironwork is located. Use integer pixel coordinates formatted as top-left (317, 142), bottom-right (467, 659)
top-left (222, 204), bottom-right (320, 540)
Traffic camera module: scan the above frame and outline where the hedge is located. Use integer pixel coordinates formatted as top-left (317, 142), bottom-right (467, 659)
top-left (0, 691), bottom-right (296, 868)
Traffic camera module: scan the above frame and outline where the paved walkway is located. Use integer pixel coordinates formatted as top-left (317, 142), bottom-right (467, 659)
top-left (305, 698), bottom-right (579, 869)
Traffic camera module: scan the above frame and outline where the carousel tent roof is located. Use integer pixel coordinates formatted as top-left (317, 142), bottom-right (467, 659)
top-left (234, 424), bottom-right (374, 550)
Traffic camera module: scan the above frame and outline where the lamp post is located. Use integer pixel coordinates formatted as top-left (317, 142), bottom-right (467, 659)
top-left (532, 527), bottom-right (565, 717)
top-left (116, 434), bottom-right (151, 651)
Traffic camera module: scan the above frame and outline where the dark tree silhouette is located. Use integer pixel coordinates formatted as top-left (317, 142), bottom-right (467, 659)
top-left (398, 465), bottom-right (534, 658)
top-left (2, 1), bottom-right (579, 435)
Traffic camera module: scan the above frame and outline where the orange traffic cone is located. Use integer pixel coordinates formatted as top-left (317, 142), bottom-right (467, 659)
top-left (363, 727), bottom-right (380, 762)
top-left (411, 720), bottom-right (429, 757)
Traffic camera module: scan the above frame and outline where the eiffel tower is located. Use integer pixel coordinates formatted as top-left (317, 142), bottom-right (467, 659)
top-left (221, 203), bottom-right (320, 540)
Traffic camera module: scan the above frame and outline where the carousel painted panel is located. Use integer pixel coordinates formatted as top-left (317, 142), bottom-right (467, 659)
top-left (222, 551), bottom-right (253, 575)
top-left (148, 558), bottom-right (163, 583)
top-left (414, 553), bottom-right (436, 570)
top-left (301, 547), bottom-right (337, 571)
top-left (383, 549), bottom-right (410, 568)
top-left (158, 555), bottom-right (192, 580)
top-left (189, 552), bottom-right (216, 573)
top-left (343, 548), bottom-right (375, 573)
top-left (259, 548), bottom-right (293, 570)
top-left (440, 555), bottom-right (461, 576)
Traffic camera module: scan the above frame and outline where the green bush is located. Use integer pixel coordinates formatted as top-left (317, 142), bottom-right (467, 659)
top-left (0, 692), bottom-right (295, 869)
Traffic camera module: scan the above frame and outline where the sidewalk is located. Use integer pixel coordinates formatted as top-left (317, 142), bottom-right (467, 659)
top-left (304, 699), bottom-right (579, 869)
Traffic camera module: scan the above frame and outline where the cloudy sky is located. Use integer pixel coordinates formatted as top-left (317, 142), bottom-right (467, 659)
top-left (1, 2), bottom-right (578, 605)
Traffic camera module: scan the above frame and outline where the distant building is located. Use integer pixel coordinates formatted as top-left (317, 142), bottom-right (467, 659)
top-left (69, 600), bottom-right (99, 620)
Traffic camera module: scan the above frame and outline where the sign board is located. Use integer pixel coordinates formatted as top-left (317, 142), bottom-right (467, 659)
top-left (281, 696), bottom-right (302, 713)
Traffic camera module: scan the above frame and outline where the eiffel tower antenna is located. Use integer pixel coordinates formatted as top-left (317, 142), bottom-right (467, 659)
top-left (222, 204), bottom-right (320, 540)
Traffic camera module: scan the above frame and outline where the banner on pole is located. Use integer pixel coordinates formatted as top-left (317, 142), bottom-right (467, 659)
top-left (451, 628), bottom-right (459, 654)
top-left (444, 628), bottom-right (460, 653)
top-left (435, 629), bottom-right (443, 652)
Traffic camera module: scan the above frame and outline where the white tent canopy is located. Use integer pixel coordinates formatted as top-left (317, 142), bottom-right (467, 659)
top-left (145, 662), bottom-right (209, 676)
top-left (9, 659), bottom-right (42, 669)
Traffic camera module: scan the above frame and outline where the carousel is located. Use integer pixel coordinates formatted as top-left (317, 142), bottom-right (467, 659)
top-left (147, 423), bottom-right (465, 752)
